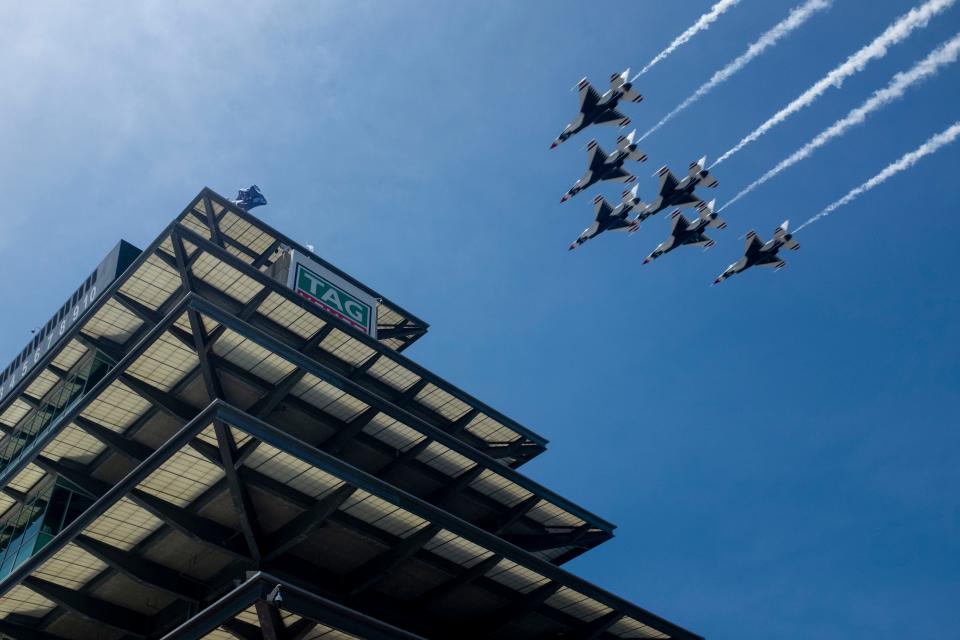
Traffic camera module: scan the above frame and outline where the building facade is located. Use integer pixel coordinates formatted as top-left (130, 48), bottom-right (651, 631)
top-left (0, 189), bottom-right (701, 640)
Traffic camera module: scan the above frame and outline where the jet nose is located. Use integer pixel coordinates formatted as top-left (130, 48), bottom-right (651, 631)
top-left (560, 195), bottom-right (569, 203)
top-left (568, 244), bottom-right (577, 251)
top-left (713, 278), bottom-right (722, 285)
top-left (643, 257), bottom-right (651, 264)
top-left (550, 141), bottom-right (558, 149)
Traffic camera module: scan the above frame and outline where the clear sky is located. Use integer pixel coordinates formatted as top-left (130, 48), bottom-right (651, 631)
top-left (1, 2), bottom-right (958, 637)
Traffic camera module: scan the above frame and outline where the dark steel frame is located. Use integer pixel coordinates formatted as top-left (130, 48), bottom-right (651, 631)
top-left (0, 191), bottom-right (701, 640)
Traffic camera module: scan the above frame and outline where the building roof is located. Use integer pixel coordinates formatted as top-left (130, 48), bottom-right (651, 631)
top-left (0, 189), bottom-right (701, 640)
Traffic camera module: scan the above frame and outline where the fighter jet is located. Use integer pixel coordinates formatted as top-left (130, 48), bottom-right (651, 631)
top-left (569, 193), bottom-right (642, 250)
top-left (551, 70), bottom-right (643, 149)
top-left (714, 220), bottom-right (800, 284)
top-left (620, 184), bottom-right (655, 225)
top-left (644, 157), bottom-right (719, 217)
top-left (643, 200), bottom-right (727, 264)
top-left (560, 131), bottom-right (647, 203)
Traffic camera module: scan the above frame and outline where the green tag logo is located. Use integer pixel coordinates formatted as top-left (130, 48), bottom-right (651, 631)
top-left (295, 264), bottom-right (373, 334)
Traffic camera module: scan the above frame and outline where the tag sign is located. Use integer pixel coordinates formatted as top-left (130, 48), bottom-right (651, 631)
top-left (288, 252), bottom-right (378, 338)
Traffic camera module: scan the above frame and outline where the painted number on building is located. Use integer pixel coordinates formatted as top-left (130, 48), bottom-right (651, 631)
top-left (294, 264), bottom-right (374, 335)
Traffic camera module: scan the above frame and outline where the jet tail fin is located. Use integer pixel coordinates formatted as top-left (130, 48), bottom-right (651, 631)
top-left (611, 69), bottom-right (643, 103)
top-left (695, 199), bottom-right (727, 229)
top-left (688, 157), bottom-right (719, 188)
top-left (610, 69), bottom-right (629, 90)
top-left (774, 220), bottom-right (800, 250)
top-left (615, 130), bottom-right (648, 162)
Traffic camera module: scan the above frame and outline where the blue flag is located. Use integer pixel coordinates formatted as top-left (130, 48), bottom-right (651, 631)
top-left (232, 185), bottom-right (268, 211)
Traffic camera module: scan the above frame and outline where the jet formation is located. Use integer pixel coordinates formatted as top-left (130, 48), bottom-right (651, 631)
top-left (553, 69), bottom-right (800, 284)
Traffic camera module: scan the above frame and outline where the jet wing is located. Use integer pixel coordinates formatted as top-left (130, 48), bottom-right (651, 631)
top-left (755, 254), bottom-right (786, 269)
top-left (670, 212), bottom-right (692, 233)
top-left (578, 82), bottom-right (602, 114)
top-left (744, 232), bottom-right (764, 254)
top-left (592, 107), bottom-right (630, 126)
top-left (593, 198), bottom-right (614, 222)
top-left (603, 165), bottom-right (635, 183)
top-left (605, 217), bottom-right (635, 232)
top-left (585, 141), bottom-right (609, 172)
top-left (671, 193), bottom-right (702, 207)
top-left (682, 234), bottom-right (714, 248)
top-left (658, 169), bottom-right (680, 197)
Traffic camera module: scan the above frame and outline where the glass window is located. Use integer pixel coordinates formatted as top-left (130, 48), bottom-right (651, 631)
top-left (43, 486), bottom-right (70, 536)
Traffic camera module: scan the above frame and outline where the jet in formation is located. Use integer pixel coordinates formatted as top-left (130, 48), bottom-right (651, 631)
top-left (552, 70), bottom-right (644, 149)
top-left (644, 157), bottom-right (719, 217)
top-left (643, 200), bottom-right (726, 264)
top-left (551, 69), bottom-right (805, 282)
top-left (569, 190), bottom-right (646, 250)
top-left (560, 131), bottom-right (647, 203)
top-left (714, 221), bottom-right (800, 284)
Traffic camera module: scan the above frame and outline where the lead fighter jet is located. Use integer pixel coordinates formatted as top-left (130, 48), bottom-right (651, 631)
top-left (714, 220), bottom-right (800, 284)
top-left (560, 131), bottom-right (647, 203)
top-left (569, 192), bottom-right (643, 250)
top-left (644, 157), bottom-right (719, 217)
top-left (643, 200), bottom-right (727, 264)
top-left (551, 69), bottom-right (643, 149)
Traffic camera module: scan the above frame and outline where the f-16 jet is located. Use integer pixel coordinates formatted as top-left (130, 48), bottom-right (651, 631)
top-left (551, 69), bottom-right (643, 149)
top-left (560, 131), bottom-right (647, 203)
top-left (620, 184), bottom-right (655, 225)
top-left (644, 157), bottom-right (719, 217)
top-left (714, 220), bottom-right (800, 284)
top-left (643, 200), bottom-right (726, 264)
top-left (569, 193), bottom-right (642, 250)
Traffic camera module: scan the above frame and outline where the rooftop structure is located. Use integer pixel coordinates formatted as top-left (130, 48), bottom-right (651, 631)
top-left (0, 189), bottom-right (701, 639)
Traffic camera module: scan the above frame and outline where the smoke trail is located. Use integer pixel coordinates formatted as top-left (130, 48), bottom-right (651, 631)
top-left (713, 0), bottom-right (956, 167)
top-left (796, 121), bottom-right (960, 231)
top-left (639, 0), bottom-right (831, 142)
top-left (632, 0), bottom-right (742, 80)
top-left (720, 32), bottom-right (960, 211)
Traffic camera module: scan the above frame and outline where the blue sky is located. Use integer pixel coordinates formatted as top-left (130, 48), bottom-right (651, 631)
top-left (1, 1), bottom-right (958, 637)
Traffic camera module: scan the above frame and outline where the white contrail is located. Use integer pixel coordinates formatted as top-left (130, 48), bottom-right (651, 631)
top-left (631, 0), bottom-right (742, 80)
top-left (639, 0), bottom-right (831, 142)
top-left (712, 0), bottom-right (956, 167)
top-left (796, 121), bottom-right (960, 231)
top-left (720, 32), bottom-right (960, 211)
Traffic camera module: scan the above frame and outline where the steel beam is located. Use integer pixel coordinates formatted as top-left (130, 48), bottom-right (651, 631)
top-left (220, 619), bottom-right (261, 640)
top-left (471, 582), bottom-right (562, 637)
top-left (0, 619), bottom-right (66, 640)
top-left (73, 415), bottom-right (153, 461)
top-left (73, 534), bottom-right (208, 602)
top-left (254, 599), bottom-right (286, 640)
top-left (214, 403), bottom-right (700, 640)
top-left (412, 553), bottom-right (503, 607)
top-left (187, 295), bottom-right (606, 534)
top-left (263, 484), bottom-right (357, 562)
top-left (23, 576), bottom-right (148, 637)
top-left (347, 525), bottom-right (442, 597)
top-left (578, 611), bottom-right (624, 640)
top-left (173, 222), bottom-right (541, 453)
top-left (208, 356), bottom-right (572, 550)
top-left (130, 488), bottom-right (251, 561)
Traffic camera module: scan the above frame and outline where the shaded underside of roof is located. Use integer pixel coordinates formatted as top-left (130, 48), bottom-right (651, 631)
top-left (0, 191), bottom-right (703, 640)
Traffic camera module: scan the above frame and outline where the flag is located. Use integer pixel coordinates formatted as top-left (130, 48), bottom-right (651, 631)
top-left (232, 185), bottom-right (268, 211)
